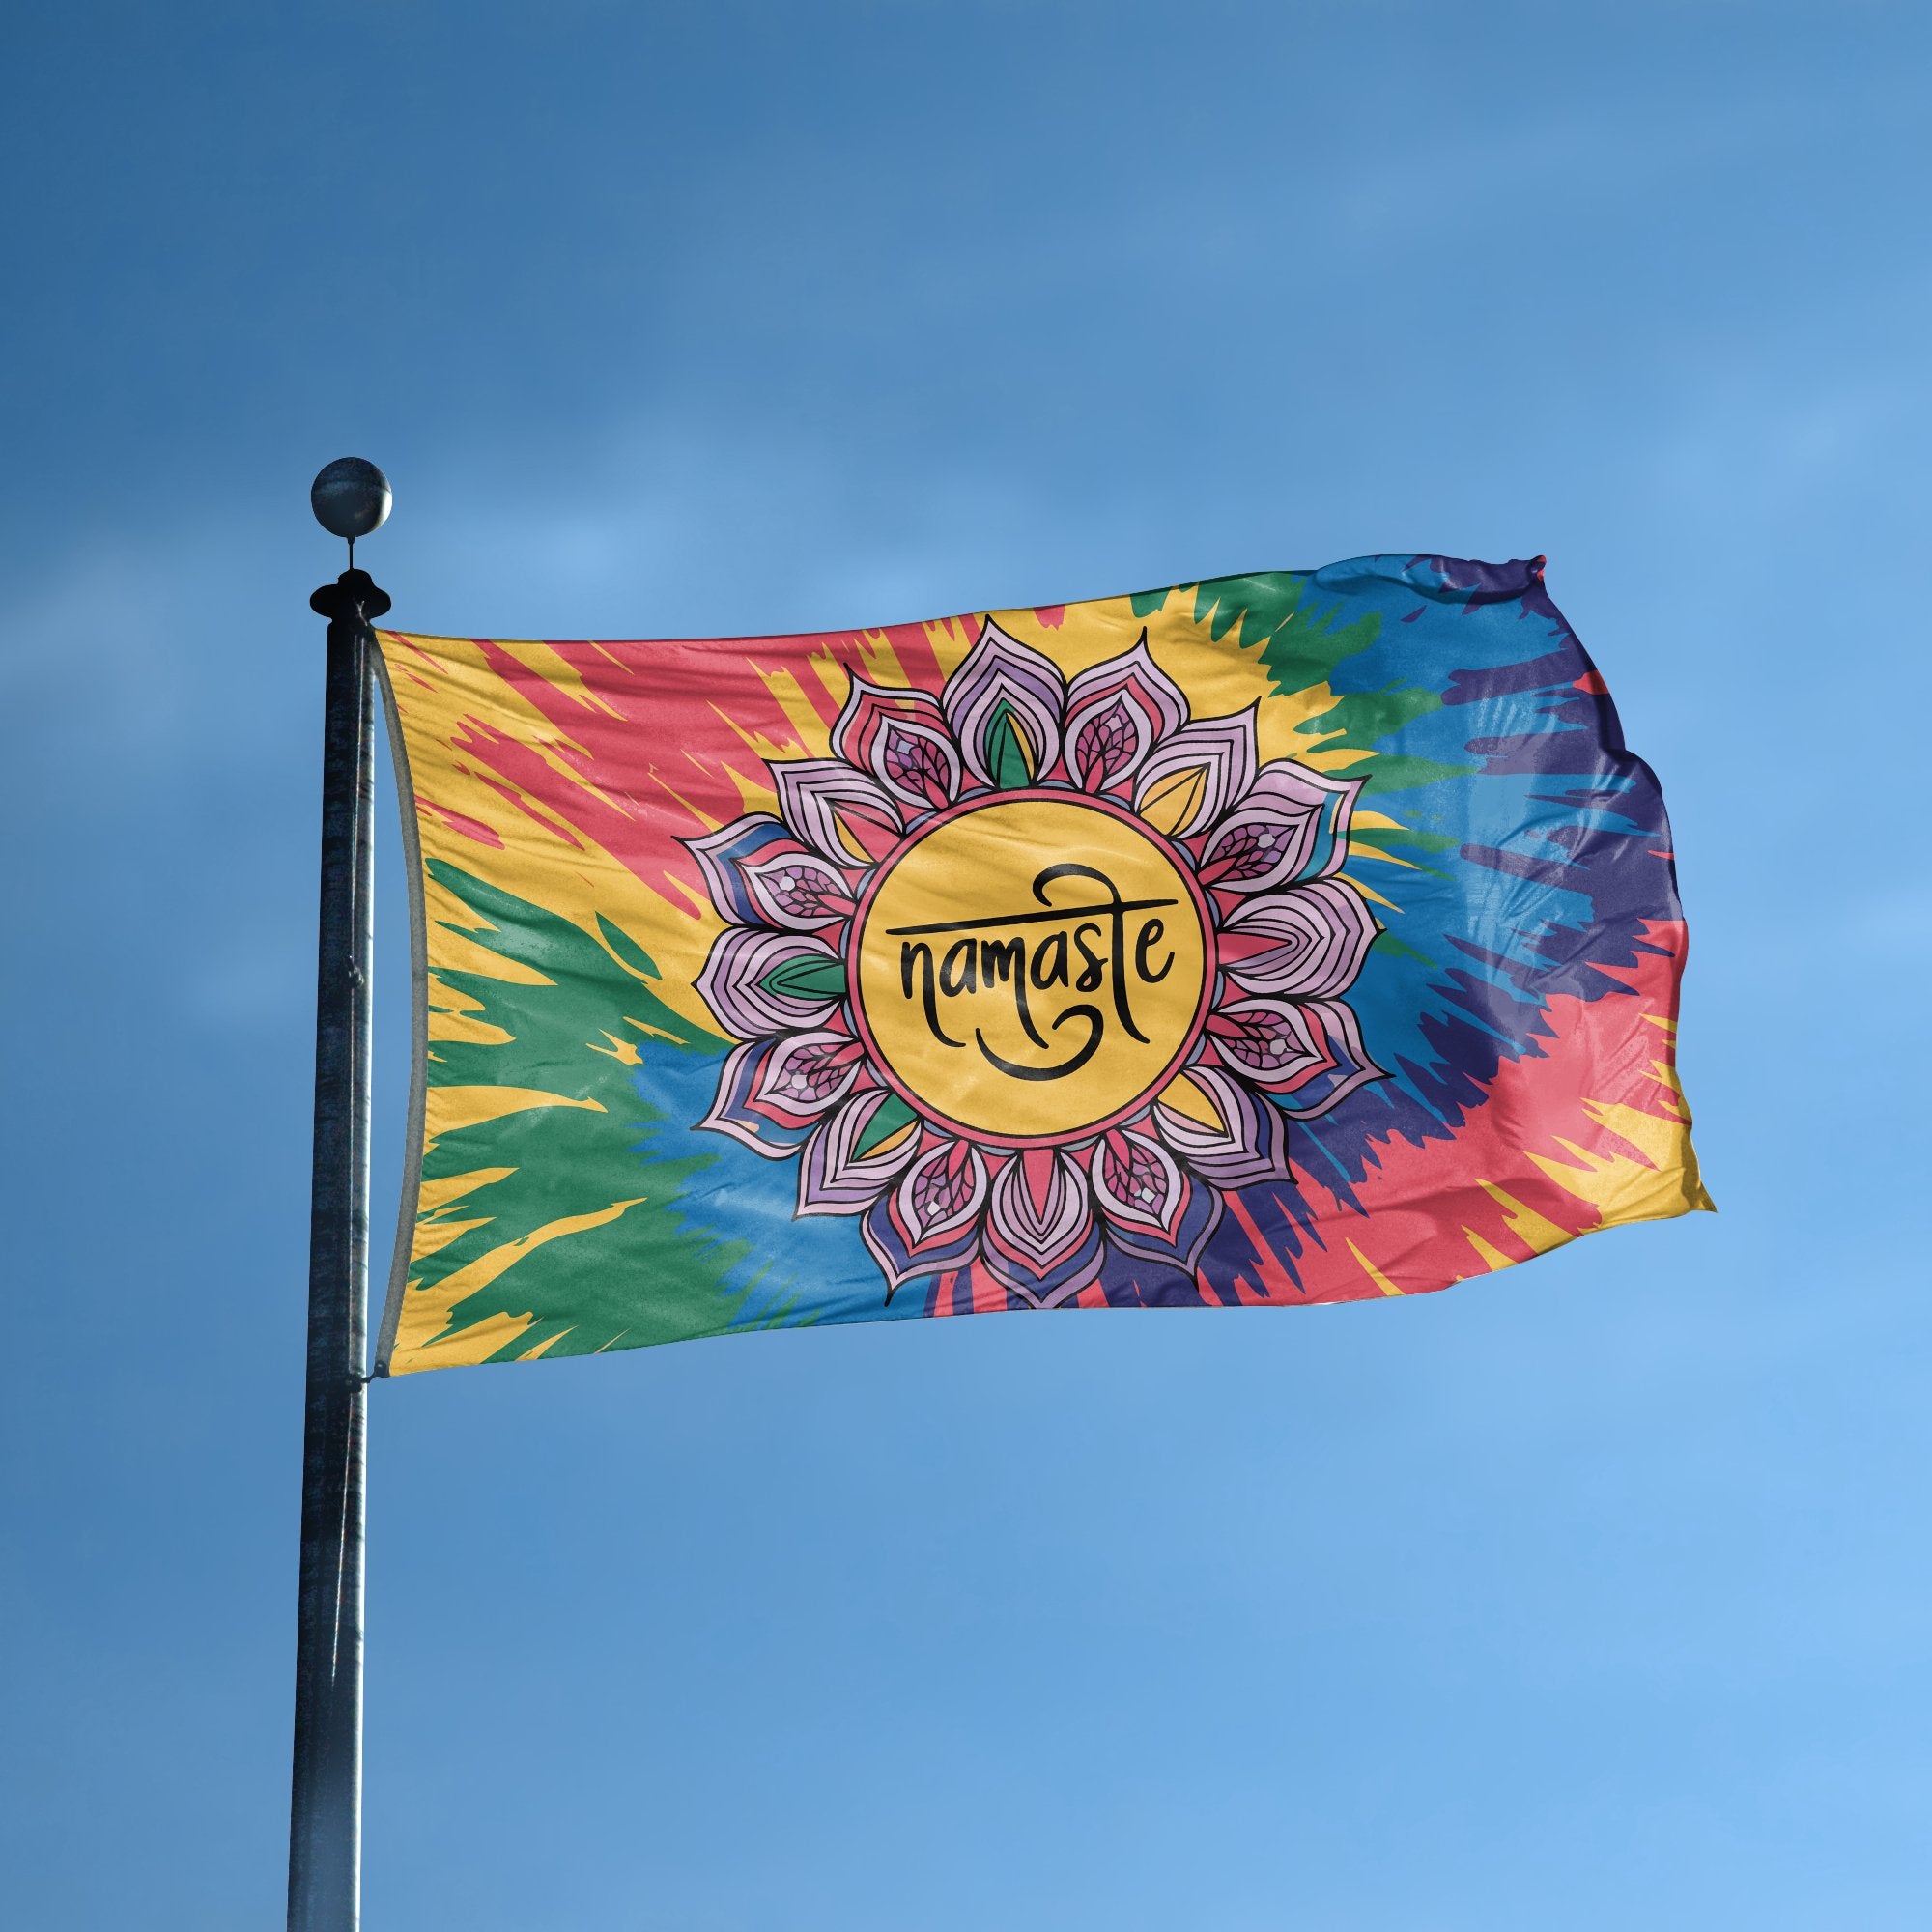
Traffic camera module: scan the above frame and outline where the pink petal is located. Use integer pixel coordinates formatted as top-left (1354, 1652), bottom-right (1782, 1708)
top-left (1090, 1128), bottom-right (1189, 1243)
top-left (896, 1137), bottom-right (990, 1248)
top-left (1205, 997), bottom-right (1335, 1092)
top-left (749, 1029), bottom-right (867, 1126)
top-left (985, 1148), bottom-right (1094, 1273)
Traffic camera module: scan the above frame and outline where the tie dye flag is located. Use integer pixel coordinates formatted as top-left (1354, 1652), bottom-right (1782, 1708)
top-left (371, 554), bottom-right (1709, 1376)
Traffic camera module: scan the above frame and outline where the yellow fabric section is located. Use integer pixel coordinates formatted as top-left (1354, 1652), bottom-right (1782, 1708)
top-left (1528, 1063), bottom-right (1712, 1222)
top-left (422, 869), bottom-right (555, 985)
top-left (416, 1166), bottom-right (516, 1212)
top-left (1477, 1182), bottom-right (1571, 1254)
top-left (426, 974), bottom-right (515, 1045)
top-left (1345, 1238), bottom-right (1406, 1296)
top-left (410, 1166), bottom-right (517, 1265)
top-left (1462, 1228), bottom-right (1514, 1272)
top-left (409, 1215), bottom-right (492, 1261)
top-left (422, 1086), bottom-right (604, 1149)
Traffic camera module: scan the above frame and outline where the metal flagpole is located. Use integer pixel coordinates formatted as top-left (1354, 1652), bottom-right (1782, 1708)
top-left (290, 459), bottom-right (392, 1932)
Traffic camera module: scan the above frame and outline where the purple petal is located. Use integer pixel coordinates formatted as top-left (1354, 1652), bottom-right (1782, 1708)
top-left (1272, 999), bottom-right (1388, 1120)
top-left (1132, 708), bottom-right (1259, 838)
top-left (696, 1037), bottom-right (821, 1159)
top-left (982, 1150), bottom-right (1105, 1307)
top-left (797, 1089), bottom-right (922, 1215)
top-left (773, 760), bottom-right (905, 864)
top-left (1204, 997), bottom-right (1335, 1092)
top-left (942, 620), bottom-right (1066, 786)
top-left (1151, 1065), bottom-right (1293, 1187)
top-left (1089, 1127), bottom-right (1223, 1269)
top-left (1090, 1129), bottom-right (1190, 1245)
top-left (831, 677), bottom-right (961, 812)
top-left (684, 814), bottom-right (800, 927)
top-left (1196, 761), bottom-right (1364, 890)
top-left (749, 1028), bottom-right (868, 1126)
top-left (739, 848), bottom-right (858, 931)
top-left (903, 1139), bottom-right (988, 1236)
top-left (696, 926), bottom-right (844, 1040)
top-left (1104, 1173), bottom-right (1222, 1274)
top-left (1218, 879), bottom-right (1378, 1000)
top-left (1063, 637), bottom-right (1188, 793)
top-left (861, 1139), bottom-right (989, 1292)
top-left (985, 1149), bottom-right (1094, 1268)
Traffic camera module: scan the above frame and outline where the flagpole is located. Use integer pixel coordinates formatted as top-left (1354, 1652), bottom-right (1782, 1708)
top-left (290, 460), bottom-right (391, 1932)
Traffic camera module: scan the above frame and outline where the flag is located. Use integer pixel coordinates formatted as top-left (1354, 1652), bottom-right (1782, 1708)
top-left (372, 554), bottom-right (1709, 1375)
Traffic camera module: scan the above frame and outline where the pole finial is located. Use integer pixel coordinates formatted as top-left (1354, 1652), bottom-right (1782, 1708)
top-left (310, 457), bottom-right (392, 567)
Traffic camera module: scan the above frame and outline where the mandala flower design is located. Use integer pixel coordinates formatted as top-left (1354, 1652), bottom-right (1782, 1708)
top-left (687, 622), bottom-right (1385, 1307)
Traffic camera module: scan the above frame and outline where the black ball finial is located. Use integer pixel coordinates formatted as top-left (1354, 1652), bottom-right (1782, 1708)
top-left (310, 457), bottom-right (392, 542)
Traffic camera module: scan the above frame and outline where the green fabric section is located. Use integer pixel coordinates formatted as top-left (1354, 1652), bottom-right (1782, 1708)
top-left (1346, 824), bottom-right (1458, 856)
top-left (1371, 929), bottom-right (1438, 968)
top-left (1183, 571), bottom-right (1474, 798)
top-left (405, 861), bottom-right (751, 1365)
top-left (1345, 823), bottom-right (1458, 881)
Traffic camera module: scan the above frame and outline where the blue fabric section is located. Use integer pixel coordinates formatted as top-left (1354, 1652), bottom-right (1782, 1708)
top-left (629, 1044), bottom-right (926, 1331)
top-left (1191, 555), bottom-right (1683, 1302)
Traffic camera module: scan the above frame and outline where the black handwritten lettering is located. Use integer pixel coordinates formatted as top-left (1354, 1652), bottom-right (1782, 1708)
top-left (1135, 918), bottom-right (1173, 985)
top-left (886, 865), bottom-right (1188, 1081)
top-left (976, 1005), bottom-right (1103, 1082)
top-left (899, 940), bottom-right (961, 1047)
top-left (940, 936), bottom-right (978, 997)
top-left (1030, 930), bottom-right (1069, 989)
top-left (1033, 864), bottom-right (1149, 1043)
top-left (979, 937), bottom-right (1048, 1048)
top-left (1074, 923), bottom-right (1105, 992)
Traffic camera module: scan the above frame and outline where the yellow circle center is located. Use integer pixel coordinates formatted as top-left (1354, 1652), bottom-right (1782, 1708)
top-left (854, 796), bottom-right (1208, 1143)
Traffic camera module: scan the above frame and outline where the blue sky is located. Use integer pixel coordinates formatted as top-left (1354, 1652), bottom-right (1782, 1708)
top-left (4, 3), bottom-right (1929, 1926)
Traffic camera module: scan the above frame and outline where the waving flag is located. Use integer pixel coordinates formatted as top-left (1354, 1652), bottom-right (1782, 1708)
top-left (371, 554), bottom-right (1709, 1375)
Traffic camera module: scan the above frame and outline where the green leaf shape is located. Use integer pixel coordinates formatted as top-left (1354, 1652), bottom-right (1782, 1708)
top-left (854, 1094), bottom-right (918, 1159)
top-left (759, 953), bottom-right (848, 1001)
top-left (399, 861), bottom-right (754, 1368)
top-left (1291, 678), bottom-right (1467, 794)
top-left (985, 699), bottom-right (1033, 789)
